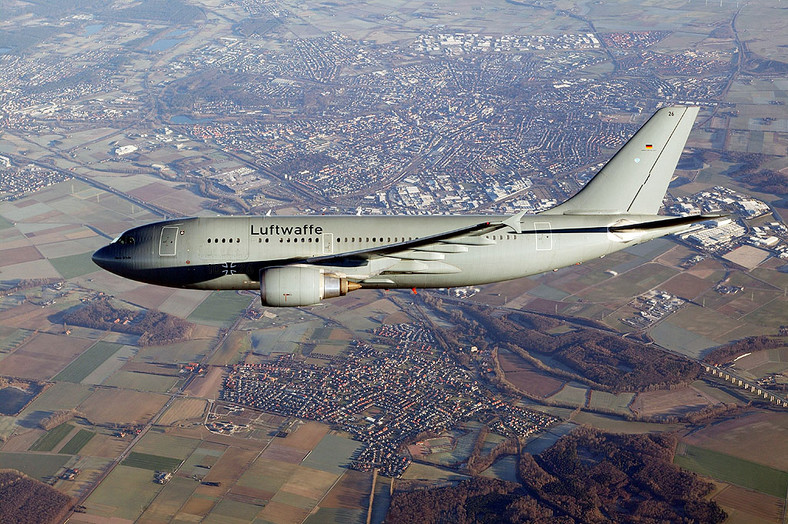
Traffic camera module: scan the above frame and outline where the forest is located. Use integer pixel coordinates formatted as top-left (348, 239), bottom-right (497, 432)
top-left (459, 305), bottom-right (702, 393)
top-left (0, 470), bottom-right (73, 524)
top-left (386, 428), bottom-right (726, 523)
top-left (63, 299), bottom-right (192, 346)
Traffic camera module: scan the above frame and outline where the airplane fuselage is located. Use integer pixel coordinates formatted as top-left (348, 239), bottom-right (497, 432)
top-left (93, 213), bottom-right (681, 292)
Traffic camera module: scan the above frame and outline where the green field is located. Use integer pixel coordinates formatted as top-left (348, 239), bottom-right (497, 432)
top-left (675, 444), bottom-right (788, 498)
top-left (29, 423), bottom-right (74, 452)
top-left (0, 452), bottom-right (70, 481)
top-left (59, 429), bottom-right (95, 454)
top-left (547, 383), bottom-right (588, 407)
top-left (133, 429), bottom-right (201, 460)
top-left (49, 251), bottom-right (98, 279)
top-left (122, 451), bottom-right (183, 471)
top-left (587, 391), bottom-right (635, 414)
top-left (188, 291), bottom-right (252, 325)
top-left (85, 464), bottom-right (164, 520)
top-left (54, 341), bottom-right (123, 383)
top-left (19, 382), bottom-right (94, 417)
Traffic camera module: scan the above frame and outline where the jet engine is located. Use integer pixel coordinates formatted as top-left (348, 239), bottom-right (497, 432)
top-left (260, 266), bottom-right (359, 307)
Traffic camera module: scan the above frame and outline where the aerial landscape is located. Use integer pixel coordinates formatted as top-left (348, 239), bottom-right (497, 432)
top-left (0, 0), bottom-right (787, 523)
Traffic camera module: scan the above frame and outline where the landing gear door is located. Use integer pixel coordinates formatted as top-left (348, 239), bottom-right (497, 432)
top-left (159, 226), bottom-right (179, 256)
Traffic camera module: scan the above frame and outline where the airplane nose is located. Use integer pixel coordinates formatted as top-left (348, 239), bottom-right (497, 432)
top-left (92, 245), bottom-right (114, 271)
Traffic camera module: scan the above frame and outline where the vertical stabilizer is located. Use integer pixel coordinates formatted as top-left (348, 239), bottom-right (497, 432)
top-left (543, 106), bottom-right (699, 215)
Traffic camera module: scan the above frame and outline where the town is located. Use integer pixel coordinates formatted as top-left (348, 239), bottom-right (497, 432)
top-left (221, 323), bottom-right (557, 477)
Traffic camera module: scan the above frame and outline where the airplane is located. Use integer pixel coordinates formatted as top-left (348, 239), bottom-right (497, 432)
top-left (92, 105), bottom-right (715, 307)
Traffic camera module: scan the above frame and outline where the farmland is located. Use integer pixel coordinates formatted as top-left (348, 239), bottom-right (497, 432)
top-left (122, 451), bottom-right (183, 472)
top-left (674, 444), bottom-right (788, 498)
top-left (53, 341), bottom-right (123, 383)
top-left (58, 429), bottom-right (95, 455)
top-left (29, 423), bottom-right (74, 452)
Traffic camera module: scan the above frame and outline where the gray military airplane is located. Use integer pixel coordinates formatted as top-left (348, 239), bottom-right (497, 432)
top-left (93, 106), bottom-right (713, 306)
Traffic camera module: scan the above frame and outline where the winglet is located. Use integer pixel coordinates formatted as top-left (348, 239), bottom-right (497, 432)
top-left (502, 210), bottom-right (527, 234)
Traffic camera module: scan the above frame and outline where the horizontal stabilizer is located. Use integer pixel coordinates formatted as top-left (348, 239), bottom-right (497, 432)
top-left (609, 214), bottom-right (724, 232)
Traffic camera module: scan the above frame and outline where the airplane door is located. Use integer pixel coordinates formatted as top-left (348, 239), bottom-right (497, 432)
top-left (159, 226), bottom-right (178, 256)
top-left (534, 222), bottom-right (552, 251)
top-left (323, 233), bottom-right (334, 255)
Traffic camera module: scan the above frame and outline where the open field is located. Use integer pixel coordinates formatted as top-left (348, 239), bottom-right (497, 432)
top-left (158, 398), bottom-right (207, 426)
top-left (137, 476), bottom-right (200, 522)
top-left (649, 321), bottom-right (719, 359)
top-left (209, 330), bottom-right (250, 366)
top-left (570, 411), bottom-right (683, 434)
top-left (629, 385), bottom-right (719, 418)
top-left (301, 433), bottom-right (362, 475)
top-left (157, 289), bottom-right (210, 319)
top-left (280, 421), bottom-right (329, 450)
top-left (84, 464), bottom-right (165, 520)
top-left (78, 432), bottom-right (127, 459)
top-left (681, 411), bottom-right (788, 472)
top-left (133, 429), bottom-right (201, 460)
top-left (319, 469), bottom-right (370, 510)
top-left (188, 291), bottom-right (252, 325)
top-left (18, 382), bottom-right (93, 418)
top-left (713, 484), bottom-right (785, 524)
top-left (480, 455), bottom-right (519, 483)
top-left (675, 443), bottom-right (788, 498)
top-left (49, 252), bottom-right (97, 279)
top-left (103, 370), bottom-right (179, 393)
top-left (587, 391), bottom-right (635, 414)
top-left (576, 263), bottom-right (678, 303)
top-left (136, 337), bottom-right (214, 364)
top-left (546, 383), bottom-right (588, 407)
top-left (498, 350), bottom-right (565, 398)
top-left (0, 327), bottom-right (32, 352)
top-left (79, 389), bottom-right (169, 425)
top-left (0, 451), bottom-right (70, 480)
top-left (53, 341), bottom-right (123, 383)
top-left (0, 332), bottom-right (94, 380)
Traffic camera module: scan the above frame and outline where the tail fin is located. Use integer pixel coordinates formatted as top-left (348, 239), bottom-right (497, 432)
top-left (543, 106), bottom-right (699, 215)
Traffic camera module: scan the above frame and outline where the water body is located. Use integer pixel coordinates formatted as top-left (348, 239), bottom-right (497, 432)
top-left (84, 24), bottom-right (103, 36)
top-left (147, 38), bottom-right (184, 52)
top-left (0, 47), bottom-right (11, 54)
top-left (0, 387), bottom-right (36, 416)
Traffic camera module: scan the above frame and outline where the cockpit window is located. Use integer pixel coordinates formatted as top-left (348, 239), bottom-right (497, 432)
top-left (116, 235), bottom-right (135, 245)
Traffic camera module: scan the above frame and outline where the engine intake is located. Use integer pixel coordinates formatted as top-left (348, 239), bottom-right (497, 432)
top-left (260, 266), bottom-right (359, 307)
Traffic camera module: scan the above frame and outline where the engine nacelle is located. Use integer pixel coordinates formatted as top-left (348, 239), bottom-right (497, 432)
top-left (260, 266), bottom-right (357, 307)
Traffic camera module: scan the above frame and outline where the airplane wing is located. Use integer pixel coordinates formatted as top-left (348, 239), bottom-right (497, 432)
top-left (305, 219), bottom-right (503, 264)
